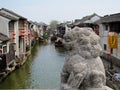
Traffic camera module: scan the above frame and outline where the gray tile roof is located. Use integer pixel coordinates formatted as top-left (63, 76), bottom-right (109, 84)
top-left (0, 12), bottom-right (18, 20)
top-left (74, 13), bottom-right (101, 25)
top-left (0, 33), bottom-right (10, 42)
top-left (39, 22), bottom-right (47, 26)
top-left (0, 8), bottom-right (27, 20)
top-left (98, 13), bottom-right (120, 23)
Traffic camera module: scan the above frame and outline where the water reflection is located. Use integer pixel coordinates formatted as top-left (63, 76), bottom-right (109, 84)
top-left (0, 42), bottom-right (65, 89)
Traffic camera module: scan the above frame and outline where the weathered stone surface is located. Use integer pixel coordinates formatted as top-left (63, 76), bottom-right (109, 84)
top-left (61, 27), bottom-right (112, 90)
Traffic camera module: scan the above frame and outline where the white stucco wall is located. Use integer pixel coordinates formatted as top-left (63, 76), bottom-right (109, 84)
top-left (116, 34), bottom-right (120, 58)
top-left (99, 23), bottom-right (120, 58)
top-left (14, 21), bottom-right (19, 56)
top-left (0, 16), bottom-right (10, 36)
top-left (99, 24), bottom-right (109, 53)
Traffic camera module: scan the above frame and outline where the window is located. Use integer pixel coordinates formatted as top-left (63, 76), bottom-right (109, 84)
top-left (111, 49), bottom-right (113, 54)
top-left (105, 24), bottom-right (108, 31)
top-left (9, 21), bottom-right (14, 31)
top-left (104, 44), bottom-right (107, 51)
top-left (2, 45), bottom-right (7, 54)
top-left (0, 45), bottom-right (2, 55)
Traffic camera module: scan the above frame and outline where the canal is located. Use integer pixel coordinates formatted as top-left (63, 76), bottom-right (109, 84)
top-left (0, 42), bottom-right (65, 89)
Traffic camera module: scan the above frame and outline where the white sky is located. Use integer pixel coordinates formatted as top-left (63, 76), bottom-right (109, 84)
top-left (0, 0), bottom-right (120, 24)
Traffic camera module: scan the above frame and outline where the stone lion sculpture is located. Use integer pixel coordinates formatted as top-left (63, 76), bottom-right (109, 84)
top-left (61, 27), bottom-right (112, 90)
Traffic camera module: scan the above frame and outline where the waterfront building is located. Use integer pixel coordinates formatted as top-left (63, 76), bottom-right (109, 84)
top-left (98, 13), bottom-right (120, 67)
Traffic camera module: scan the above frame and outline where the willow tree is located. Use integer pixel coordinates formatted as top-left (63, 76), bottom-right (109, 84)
top-left (49, 20), bottom-right (59, 30)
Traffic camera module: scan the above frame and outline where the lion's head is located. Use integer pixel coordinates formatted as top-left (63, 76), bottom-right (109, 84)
top-left (63, 27), bottom-right (102, 59)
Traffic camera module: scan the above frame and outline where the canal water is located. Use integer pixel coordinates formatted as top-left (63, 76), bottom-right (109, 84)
top-left (0, 42), bottom-right (65, 89)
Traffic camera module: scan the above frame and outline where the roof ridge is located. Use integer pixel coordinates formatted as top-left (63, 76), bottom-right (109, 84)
top-left (1, 8), bottom-right (27, 19)
top-left (0, 11), bottom-right (18, 20)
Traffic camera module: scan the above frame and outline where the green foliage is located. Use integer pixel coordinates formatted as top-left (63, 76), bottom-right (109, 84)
top-left (43, 32), bottom-right (48, 39)
top-left (49, 20), bottom-right (59, 29)
top-left (35, 31), bottom-right (38, 38)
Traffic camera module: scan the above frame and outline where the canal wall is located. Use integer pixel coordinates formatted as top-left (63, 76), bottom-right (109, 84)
top-left (101, 52), bottom-right (120, 68)
top-left (0, 41), bottom-right (37, 83)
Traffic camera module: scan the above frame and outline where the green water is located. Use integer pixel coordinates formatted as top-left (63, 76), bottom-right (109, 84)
top-left (0, 42), bottom-right (65, 89)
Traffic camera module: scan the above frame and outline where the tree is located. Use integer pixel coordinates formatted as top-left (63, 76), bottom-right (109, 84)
top-left (43, 32), bottom-right (48, 39)
top-left (49, 20), bottom-right (59, 29)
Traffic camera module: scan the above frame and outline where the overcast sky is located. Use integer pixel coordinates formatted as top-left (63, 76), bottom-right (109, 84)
top-left (0, 0), bottom-right (120, 24)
